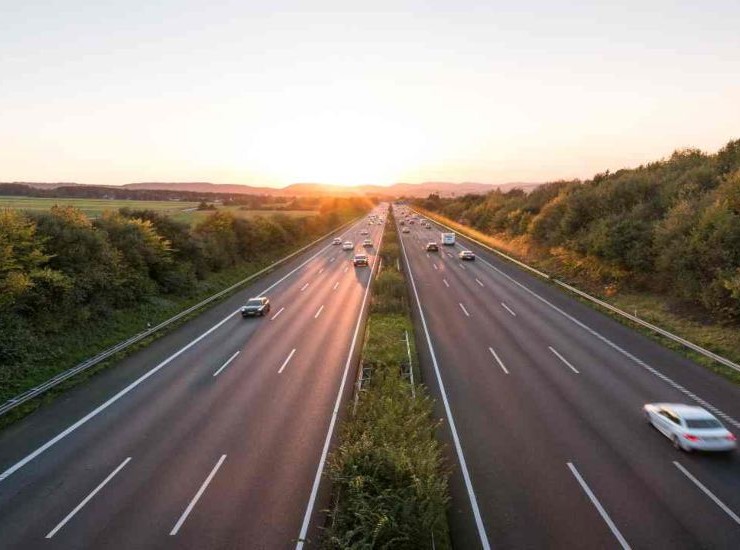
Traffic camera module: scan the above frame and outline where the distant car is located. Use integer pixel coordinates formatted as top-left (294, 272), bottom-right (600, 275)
top-left (332, 237), bottom-right (342, 245)
top-left (362, 239), bottom-right (373, 248)
top-left (644, 403), bottom-right (736, 452)
top-left (401, 227), bottom-right (410, 233)
top-left (241, 296), bottom-right (270, 317)
top-left (360, 229), bottom-right (369, 235)
top-left (353, 254), bottom-right (369, 267)
top-left (342, 241), bottom-right (353, 250)
top-left (459, 250), bottom-right (475, 261)
top-left (399, 220), bottom-right (405, 226)
top-left (425, 242), bottom-right (439, 252)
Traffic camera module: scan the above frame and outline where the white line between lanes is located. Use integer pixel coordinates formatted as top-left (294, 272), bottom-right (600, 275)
top-left (0, 217), bottom-right (367, 483)
top-left (170, 454), bottom-right (227, 536)
top-left (433, 263), bottom-right (438, 270)
top-left (549, 346), bottom-right (580, 374)
top-left (398, 223), bottom-right (491, 550)
top-left (213, 351), bottom-right (240, 377)
top-left (270, 307), bottom-right (285, 320)
top-left (459, 303), bottom-right (471, 317)
top-left (329, 257), bottom-right (335, 263)
top-left (343, 265), bottom-right (349, 273)
top-left (567, 462), bottom-right (631, 549)
top-left (488, 347), bottom-right (509, 374)
top-left (278, 348), bottom-right (297, 374)
top-left (296, 217), bottom-right (387, 549)
top-left (459, 263), bottom-right (467, 270)
top-left (673, 462), bottom-right (740, 525)
top-left (443, 279), bottom-right (450, 288)
top-left (300, 282), bottom-right (309, 292)
top-left (46, 457), bottom-right (132, 539)
top-left (475, 278), bottom-right (484, 287)
top-left (332, 281), bottom-right (339, 291)
top-left (314, 305), bottom-right (325, 319)
top-left (318, 268), bottom-right (324, 274)
top-left (501, 302), bottom-right (516, 316)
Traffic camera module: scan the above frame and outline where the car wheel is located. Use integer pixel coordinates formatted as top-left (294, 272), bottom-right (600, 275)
top-left (672, 436), bottom-right (690, 452)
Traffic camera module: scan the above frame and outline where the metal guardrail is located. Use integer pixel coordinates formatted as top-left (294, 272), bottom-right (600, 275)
top-left (413, 207), bottom-right (740, 374)
top-left (0, 216), bottom-right (362, 417)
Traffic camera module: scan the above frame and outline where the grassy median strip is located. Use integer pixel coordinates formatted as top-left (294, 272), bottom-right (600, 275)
top-left (323, 213), bottom-right (450, 549)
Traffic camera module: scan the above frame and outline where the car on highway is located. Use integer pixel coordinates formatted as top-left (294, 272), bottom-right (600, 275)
top-left (362, 239), bottom-right (373, 248)
top-left (332, 237), bottom-right (342, 245)
top-left (360, 229), bottom-right (369, 235)
top-left (401, 227), bottom-right (410, 233)
top-left (342, 241), bottom-right (353, 250)
top-left (459, 250), bottom-right (476, 261)
top-left (241, 296), bottom-right (271, 317)
top-left (399, 220), bottom-right (405, 225)
top-left (425, 242), bottom-right (439, 252)
top-left (353, 253), bottom-right (369, 267)
top-left (644, 403), bottom-right (736, 452)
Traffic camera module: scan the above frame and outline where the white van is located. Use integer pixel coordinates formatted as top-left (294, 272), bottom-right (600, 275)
top-left (441, 232), bottom-right (456, 245)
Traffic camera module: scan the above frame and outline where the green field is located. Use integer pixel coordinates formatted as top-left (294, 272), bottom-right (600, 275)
top-left (0, 196), bottom-right (317, 226)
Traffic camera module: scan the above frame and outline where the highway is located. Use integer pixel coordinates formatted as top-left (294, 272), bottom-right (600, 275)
top-left (0, 206), bottom-right (387, 549)
top-left (398, 207), bottom-right (740, 549)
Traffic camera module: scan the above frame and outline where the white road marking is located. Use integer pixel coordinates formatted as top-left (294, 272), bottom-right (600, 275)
top-left (300, 282), bottom-right (309, 292)
top-left (170, 455), bottom-right (227, 536)
top-left (548, 346), bottom-right (580, 374)
top-left (397, 229), bottom-right (491, 550)
top-left (459, 263), bottom-right (466, 270)
top-left (475, 278), bottom-right (485, 287)
top-left (674, 462), bottom-right (740, 525)
top-left (318, 268), bottom-right (324, 274)
top-left (329, 257), bottom-right (335, 263)
top-left (46, 457), bottom-right (131, 539)
top-left (567, 462), bottom-right (631, 550)
top-left (296, 219), bottom-right (387, 549)
top-left (501, 302), bottom-right (516, 316)
top-left (343, 265), bottom-right (349, 273)
top-left (443, 279), bottom-right (450, 288)
top-left (270, 307), bottom-right (285, 320)
top-left (0, 217), bottom-right (368, 483)
top-left (488, 347), bottom-right (509, 374)
top-left (459, 303), bottom-right (471, 317)
top-left (213, 351), bottom-right (240, 377)
top-left (278, 348), bottom-right (297, 374)
top-left (447, 252), bottom-right (453, 257)
top-left (314, 305), bottom-right (325, 319)
top-left (426, 253), bottom-right (430, 258)
top-left (332, 281), bottom-right (339, 291)
top-left (433, 263), bottom-right (438, 270)
top-left (468, 248), bottom-right (740, 429)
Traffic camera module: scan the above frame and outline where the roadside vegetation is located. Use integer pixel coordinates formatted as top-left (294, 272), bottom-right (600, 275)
top-left (414, 139), bottom-right (740, 376)
top-left (323, 211), bottom-right (450, 549)
top-left (0, 197), bottom-right (371, 409)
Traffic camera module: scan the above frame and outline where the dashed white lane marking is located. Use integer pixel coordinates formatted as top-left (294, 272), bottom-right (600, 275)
top-left (318, 268), bottom-right (324, 274)
top-left (501, 302), bottom-right (516, 316)
top-left (488, 347), bottom-right (509, 374)
top-left (46, 457), bottom-right (132, 538)
top-left (548, 346), bottom-right (580, 374)
top-left (170, 455), bottom-right (227, 536)
top-left (270, 307), bottom-right (285, 320)
top-left (433, 263), bottom-right (438, 270)
top-left (314, 305), bottom-right (325, 319)
top-left (475, 278), bottom-right (484, 287)
top-left (300, 282), bottom-right (309, 292)
top-left (213, 351), bottom-right (240, 377)
top-left (459, 303), bottom-right (471, 317)
top-left (332, 281), bottom-right (339, 291)
top-left (459, 263), bottom-right (467, 270)
top-left (443, 279), bottom-right (450, 288)
top-left (278, 348), bottom-right (297, 374)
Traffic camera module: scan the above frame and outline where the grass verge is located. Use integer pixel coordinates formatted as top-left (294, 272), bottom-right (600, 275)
top-left (322, 212), bottom-right (450, 548)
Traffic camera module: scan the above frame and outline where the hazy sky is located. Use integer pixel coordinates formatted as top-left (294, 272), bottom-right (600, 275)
top-left (2, 0), bottom-right (739, 187)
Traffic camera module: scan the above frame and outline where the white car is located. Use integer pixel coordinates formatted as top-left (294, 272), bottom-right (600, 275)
top-left (332, 237), bottom-right (342, 245)
top-left (342, 241), bottom-right (353, 250)
top-left (360, 229), bottom-right (369, 235)
top-left (644, 403), bottom-right (736, 452)
top-left (401, 227), bottom-right (410, 233)
top-left (362, 239), bottom-right (373, 248)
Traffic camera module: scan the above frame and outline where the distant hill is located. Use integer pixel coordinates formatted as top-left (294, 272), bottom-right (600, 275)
top-left (3, 182), bottom-right (84, 190)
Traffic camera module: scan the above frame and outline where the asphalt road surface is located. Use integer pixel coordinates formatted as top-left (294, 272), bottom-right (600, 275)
top-left (0, 206), bottom-right (387, 549)
top-left (398, 208), bottom-right (740, 549)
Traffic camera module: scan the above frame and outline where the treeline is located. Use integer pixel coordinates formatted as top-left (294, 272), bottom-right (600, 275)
top-left (416, 140), bottom-right (740, 319)
top-left (0, 197), bottom-right (371, 398)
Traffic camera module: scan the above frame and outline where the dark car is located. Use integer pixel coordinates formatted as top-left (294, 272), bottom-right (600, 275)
top-left (458, 250), bottom-right (476, 261)
top-left (353, 254), bottom-right (369, 267)
top-left (425, 242), bottom-right (439, 252)
top-left (241, 296), bottom-right (271, 317)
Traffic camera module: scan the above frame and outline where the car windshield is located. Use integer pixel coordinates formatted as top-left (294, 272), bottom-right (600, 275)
top-left (247, 299), bottom-right (263, 306)
top-left (685, 418), bottom-right (722, 429)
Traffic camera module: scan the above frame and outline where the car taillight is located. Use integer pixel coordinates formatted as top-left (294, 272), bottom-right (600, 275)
top-left (726, 433), bottom-right (737, 441)
top-left (683, 434), bottom-right (700, 441)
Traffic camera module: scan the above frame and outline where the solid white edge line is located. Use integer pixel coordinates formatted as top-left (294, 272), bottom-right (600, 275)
top-left (548, 346), bottom-right (580, 374)
top-left (46, 457), bottom-right (132, 539)
top-left (398, 220), bottom-right (491, 550)
top-left (270, 307), bottom-right (285, 321)
top-left (0, 217), bottom-right (368, 483)
top-left (170, 454), bottom-right (227, 536)
top-left (213, 351), bottom-right (240, 377)
top-left (488, 347), bottom-right (509, 374)
top-left (459, 303), bottom-right (471, 317)
top-left (673, 461), bottom-right (740, 525)
top-left (278, 349), bottom-right (297, 374)
top-left (567, 462), bottom-right (631, 550)
top-left (295, 211), bottom-right (387, 548)
top-left (314, 305), bottom-right (324, 319)
top-left (501, 302), bottom-right (516, 316)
